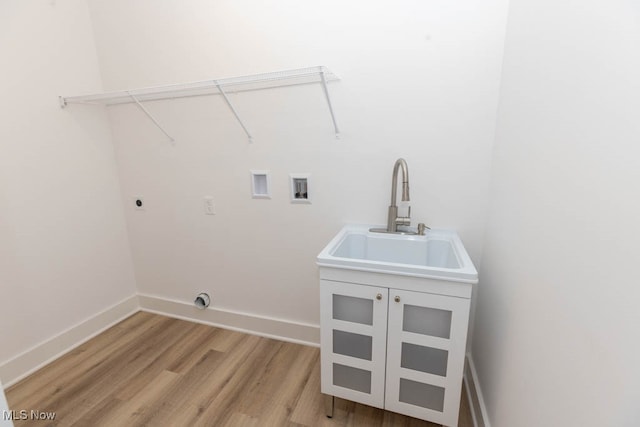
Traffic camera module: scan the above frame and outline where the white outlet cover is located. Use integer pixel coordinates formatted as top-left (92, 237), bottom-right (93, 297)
top-left (204, 196), bottom-right (215, 215)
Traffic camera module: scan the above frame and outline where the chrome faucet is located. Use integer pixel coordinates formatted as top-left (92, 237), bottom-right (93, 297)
top-left (387, 158), bottom-right (411, 232)
top-left (370, 158), bottom-right (427, 235)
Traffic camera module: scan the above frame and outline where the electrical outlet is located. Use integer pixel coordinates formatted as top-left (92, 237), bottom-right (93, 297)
top-left (134, 196), bottom-right (145, 211)
top-left (204, 196), bottom-right (215, 215)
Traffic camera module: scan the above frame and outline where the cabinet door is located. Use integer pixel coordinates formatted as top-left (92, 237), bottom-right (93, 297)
top-left (320, 280), bottom-right (388, 409)
top-left (385, 289), bottom-right (470, 426)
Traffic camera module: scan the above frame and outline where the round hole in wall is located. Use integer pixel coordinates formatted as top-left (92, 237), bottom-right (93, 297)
top-left (194, 293), bottom-right (210, 309)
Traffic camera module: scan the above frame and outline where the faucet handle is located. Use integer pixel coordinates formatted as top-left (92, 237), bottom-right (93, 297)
top-left (395, 216), bottom-right (411, 227)
top-left (395, 204), bottom-right (412, 227)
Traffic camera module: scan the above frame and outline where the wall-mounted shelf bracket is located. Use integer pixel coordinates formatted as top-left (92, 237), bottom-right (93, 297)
top-left (59, 66), bottom-right (340, 143)
top-left (127, 91), bottom-right (175, 144)
top-left (320, 70), bottom-right (340, 139)
top-left (215, 83), bottom-right (253, 143)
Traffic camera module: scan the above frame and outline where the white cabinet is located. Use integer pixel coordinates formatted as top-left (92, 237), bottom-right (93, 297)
top-left (320, 278), bottom-right (471, 426)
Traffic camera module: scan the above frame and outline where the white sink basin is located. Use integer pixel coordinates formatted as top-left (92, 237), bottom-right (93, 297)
top-left (317, 225), bottom-right (478, 283)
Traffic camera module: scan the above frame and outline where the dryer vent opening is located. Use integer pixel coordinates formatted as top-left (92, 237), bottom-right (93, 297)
top-left (194, 293), bottom-right (210, 309)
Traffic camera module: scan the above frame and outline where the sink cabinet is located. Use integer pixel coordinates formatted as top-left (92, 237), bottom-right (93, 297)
top-left (320, 271), bottom-right (472, 426)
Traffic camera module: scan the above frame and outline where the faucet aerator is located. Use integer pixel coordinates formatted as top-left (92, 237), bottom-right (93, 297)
top-left (402, 185), bottom-right (410, 202)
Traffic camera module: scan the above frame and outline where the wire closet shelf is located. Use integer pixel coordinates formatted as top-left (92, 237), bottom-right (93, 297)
top-left (59, 66), bottom-right (340, 143)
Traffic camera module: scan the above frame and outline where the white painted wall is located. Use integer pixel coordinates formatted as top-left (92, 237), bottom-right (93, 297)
top-left (474, 1), bottom-right (640, 425)
top-left (86, 0), bottom-right (509, 329)
top-left (3, 1), bottom-right (638, 423)
top-left (0, 1), bottom-right (137, 381)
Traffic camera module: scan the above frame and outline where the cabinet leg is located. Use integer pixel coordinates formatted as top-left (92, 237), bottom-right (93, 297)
top-left (323, 394), bottom-right (334, 418)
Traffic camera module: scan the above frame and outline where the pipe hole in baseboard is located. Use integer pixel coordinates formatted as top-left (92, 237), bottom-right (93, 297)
top-left (194, 293), bottom-right (210, 309)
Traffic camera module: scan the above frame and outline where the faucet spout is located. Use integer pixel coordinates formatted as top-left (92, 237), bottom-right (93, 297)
top-left (390, 158), bottom-right (410, 205)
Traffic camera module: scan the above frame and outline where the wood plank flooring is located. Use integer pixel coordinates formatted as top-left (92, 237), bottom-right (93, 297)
top-left (6, 312), bottom-right (473, 426)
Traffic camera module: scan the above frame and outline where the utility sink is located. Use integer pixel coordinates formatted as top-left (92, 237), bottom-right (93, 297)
top-left (317, 224), bottom-right (478, 283)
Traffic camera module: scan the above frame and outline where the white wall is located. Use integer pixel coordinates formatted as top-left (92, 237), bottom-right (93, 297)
top-left (0, 1), bottom-right (137, 381)
top-left (87, 0), bottom-right (509, 329)
top-left (474, 1), bottom-right (640, 425)
top-left (3, 1), bottom-right (638, 423)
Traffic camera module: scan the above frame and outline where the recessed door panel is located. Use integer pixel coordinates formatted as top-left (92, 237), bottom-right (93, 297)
top-left (333, 330), bottom-right (373, 360)
top-left (399, 378), bottom-right (445, 412)
top-left (403, 304), bottom-right (452, 339)
top-left (333, 363), bottom-right (372, 394)
top-left (333, 294), bottom-right (373, 325)
top-left (401, 342), bottom-right (448, 377)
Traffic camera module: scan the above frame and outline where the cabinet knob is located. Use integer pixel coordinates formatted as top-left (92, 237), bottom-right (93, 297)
top-left (376, 293), bottom-right (382, 300)
top-left (394, 296), bottom-right (400, 303)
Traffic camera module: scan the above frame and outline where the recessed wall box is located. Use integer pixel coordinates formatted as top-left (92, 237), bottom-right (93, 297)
top-left (251, 170), bottom-right (271, 199)
top-left (290, 174), bottom-right (312, 204)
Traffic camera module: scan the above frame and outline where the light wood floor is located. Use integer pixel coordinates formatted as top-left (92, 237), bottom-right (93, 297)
top-left (6, 312), bottom-right (473, 426)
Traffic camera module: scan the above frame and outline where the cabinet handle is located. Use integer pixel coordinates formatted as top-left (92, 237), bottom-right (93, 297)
top-left (376, 293), bottom-right (382, 300)
top-left (394, 296), bottom-right (400, 303)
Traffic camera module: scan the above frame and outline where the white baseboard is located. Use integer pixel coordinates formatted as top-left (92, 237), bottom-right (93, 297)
top-left (0, 295), bottom-right (139, 387)
top-left (137, 293), bottom-right (320, 347)
top-left (464, 353), bottom-right (491, 427)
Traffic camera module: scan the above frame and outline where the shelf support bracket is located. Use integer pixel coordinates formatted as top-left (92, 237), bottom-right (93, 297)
top-left (127, 91), bottom-right (175, 144)
top-left (320, 70), bottom-right (340, 139)
top-left (215, 82), bottom-right (253, 143)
